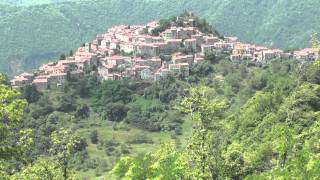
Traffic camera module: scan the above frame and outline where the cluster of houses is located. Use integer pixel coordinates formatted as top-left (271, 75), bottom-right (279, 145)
top-left (293, 48), bottom-right (320, 61)
top-left (11, 17), bottom-right (320, 90)
top-left (10, 46), bottom-right (95, 90)
top-left (230, 43), bottom-right (285, 63)
top-left (230, 44), bottom-right (320, 63)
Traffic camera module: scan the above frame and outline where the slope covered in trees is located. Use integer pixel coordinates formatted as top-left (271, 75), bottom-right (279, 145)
top-left (1, 0), bottom-right (320, 76)
top-left (111, 54), bottom-right (320, 178)
top-left (1, 11), bottom-right (320, 179)
top-left (1, 47), bottom-right (319, 178)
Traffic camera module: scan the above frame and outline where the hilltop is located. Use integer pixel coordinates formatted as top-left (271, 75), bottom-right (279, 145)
top-left (11, 12), bottom-right (319, 91)
top-left (1, 0), bottom-right (320, 76)
top-left (1, 12), bottom-right (320, 179)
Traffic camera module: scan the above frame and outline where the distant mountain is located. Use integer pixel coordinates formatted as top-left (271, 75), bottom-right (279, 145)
top-left (1, 0), bottom-right (320, 76)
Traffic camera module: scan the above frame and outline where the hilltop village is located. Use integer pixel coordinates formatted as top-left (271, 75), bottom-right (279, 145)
top-left (11, 15), bottom-right (320, 90)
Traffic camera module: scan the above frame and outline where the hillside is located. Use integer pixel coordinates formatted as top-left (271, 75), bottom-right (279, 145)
top-left (1, 0), bottom-right (320, 76)
top-left (2, 54), bottom-right (320, 179)
top-left (1, 9), bottom-right (320, 178)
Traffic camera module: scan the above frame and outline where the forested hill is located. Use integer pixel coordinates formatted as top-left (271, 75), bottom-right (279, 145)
top-left (1, 0), bottom-right (320, 76)
top-left (1, 10), bottom-right (320, 178)
top-left (1, 51), bottom-right (320, 178)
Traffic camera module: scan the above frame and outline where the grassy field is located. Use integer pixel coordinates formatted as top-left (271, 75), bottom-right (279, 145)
top-left (38, 91), bottom-right (192, 179)
top-left (71, 111), bottom-right (192, 179)
top-left (34, 84), bottom-right (194, 179)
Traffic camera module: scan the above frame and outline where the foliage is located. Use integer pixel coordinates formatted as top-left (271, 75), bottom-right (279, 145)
top-left (103, 103), bottom-right (129, 122)
top-left (11, 158), bottom-right (67, 180)
top-left (112, 143), bottom-right (189, 180)
top-left (90, 130), bottom-right (98, 144)
top-left (151, 18), bottom-right (171, 36)
top-left (179, 87), bottom-right (227, 179)
top-left (0, 74), bottom-right (33, 177)
top-left (125, 98), bottom-right (182, 131)
top-left (21, 84), bottom-right (42, 103)
top-left (50, 128), bottom-right (85, 179)
top-left (0, 74), bottom-right (78, 179)
top-left (2, 46), bottom-right (320, 179)
top-left (74, 104), bottom-right (90, 119)
top-left (111, 56), bottom-right (320, 179)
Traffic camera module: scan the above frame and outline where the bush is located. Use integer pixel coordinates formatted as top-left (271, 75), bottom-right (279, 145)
top-left (56, 95), bottom-right (77, 112)
top-left (120, 143), bottom-right (131, 154)
top-left (191, 61), bottom-right (214, 77)
top-left (75, 104), bottom-right (90, 119)
top-left (104, 103), bottom-right (129, 122)
top-left (90, 130), bottom-right (98, 144)
top-left (22, 84), bottom-right (41, 103)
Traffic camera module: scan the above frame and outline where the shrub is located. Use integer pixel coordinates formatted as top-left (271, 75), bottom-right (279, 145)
top-left (90, 130), bottom-right (98, 144)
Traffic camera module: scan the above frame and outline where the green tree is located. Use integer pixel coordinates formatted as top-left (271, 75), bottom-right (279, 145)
top-left (179, 87), bottom-right (226, 179)
top-left (0, 74), bottom-right (33, 177)
top-left (22, 84), bottom-right (41, 103)
top-left (90, 130), bottom-right (98, 144)
top-left (149, 143), bottom-right (189, 179)
top-left (272, 125), bottom-right (295, 167)
top-left (112, 143), bottom-right (189, 179)
top-left (74, 104), bottom-right (90, 119)
top-left (247, 121), bottom-right (320, 179)
top-left (191, 61), bottom-right (214, 77)
top-left (104, 103), bottom-right (129, 122)
top-left (206, 53), bottom-right (219, 64)
top-left (56, 95), bottom-right (77, 112)
top-left (112, 155), bottom-right (153, 179)
top-left (11, 158), bottom-right (66, 180)
top-left (76, 78), bottom-right (90, 98)
top-left (307, 63), bottom-right (320, 84)
top-left (223, 143), bottom-right (246, 179)
top-left (60, 53), bottom-right (66, 60)
top-left (50, 128), bottom-right (81, 180)
top-left (151, 18), bottom-right (171, 36)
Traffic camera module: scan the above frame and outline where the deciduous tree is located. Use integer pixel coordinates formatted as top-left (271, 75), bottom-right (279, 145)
top-left (0, 74), bottom-right (33, 177)
top-left (50, 128), bottom-right (81, 180)
top-left (179, 86), bottom-right (226, 179)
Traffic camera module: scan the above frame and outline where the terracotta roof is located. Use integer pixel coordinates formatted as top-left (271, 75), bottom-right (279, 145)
top-left (147, 21), bottom-right (159, 28)
top-left (13, 76), bottom-right (28, 81)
